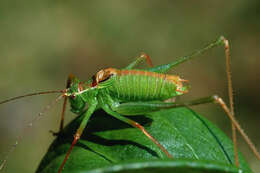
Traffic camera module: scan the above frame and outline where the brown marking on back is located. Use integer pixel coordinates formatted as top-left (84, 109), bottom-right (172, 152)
top-left (118, 69), bottom-right (189, 93)
top-left (92, 68), bottom-right (188, 93)
top-left (118, 69), bottom-right (180, 84)
top-left (176, 89), bottom-right (186, 94)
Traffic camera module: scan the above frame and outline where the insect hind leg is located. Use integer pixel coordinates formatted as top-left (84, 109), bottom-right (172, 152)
top-left (147, 36), bottom-right (226, 73)
top-left (122, 95), bottom-right (260, 164)
top-left (125, 52), bottom-right (153, 69)
top-left (145, 36), bottom-right (240, 167)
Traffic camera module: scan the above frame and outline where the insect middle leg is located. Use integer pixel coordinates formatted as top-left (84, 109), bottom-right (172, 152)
top-left (125, 53), bottom-right (153, 69)
top-left (102, 104), bottom-right (172, 158)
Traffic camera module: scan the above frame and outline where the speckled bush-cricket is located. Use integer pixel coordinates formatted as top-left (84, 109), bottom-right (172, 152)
top-left (0, 36), bottom-right (259, 173)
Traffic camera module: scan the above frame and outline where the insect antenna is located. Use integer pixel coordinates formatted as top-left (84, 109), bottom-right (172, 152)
top-left (0, 93), bottom-right (65, 171)
top-left (0, 90), bottom-right (64, 105)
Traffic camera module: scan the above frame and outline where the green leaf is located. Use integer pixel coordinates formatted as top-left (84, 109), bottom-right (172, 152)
top-left (36, 107), bottom-right (252, 173)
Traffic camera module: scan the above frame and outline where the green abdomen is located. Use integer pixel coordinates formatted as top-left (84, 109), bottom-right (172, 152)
top-left (108, 72), bottom-right (177, 101)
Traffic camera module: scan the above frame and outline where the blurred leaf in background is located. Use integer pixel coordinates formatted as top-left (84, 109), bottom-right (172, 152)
top-left (0, 0), bottom-right (259, 172)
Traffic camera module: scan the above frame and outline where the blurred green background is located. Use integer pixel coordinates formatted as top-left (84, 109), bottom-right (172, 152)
top-left (0, 1), bottom-right (259, 172)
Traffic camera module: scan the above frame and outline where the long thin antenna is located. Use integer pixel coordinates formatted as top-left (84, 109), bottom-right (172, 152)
top-left (0, 94), bottom-right (64, 171)
top-left (0, 90), bottom-right (64, 105)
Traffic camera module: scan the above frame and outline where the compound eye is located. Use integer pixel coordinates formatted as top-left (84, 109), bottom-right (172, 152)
top-left (70, 93), bottom-right (76, 99)
top-left (92, 75), bottom-right (96, 81)
top-left (90, 74), bottom-right (98, 87)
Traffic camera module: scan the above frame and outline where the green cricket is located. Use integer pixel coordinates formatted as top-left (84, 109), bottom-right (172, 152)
top-left (0, 36), bottom-right (259, 173)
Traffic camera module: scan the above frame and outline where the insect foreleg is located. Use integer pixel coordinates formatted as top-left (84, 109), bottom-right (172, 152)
top-left (124, 53), bottom-right (153, 69)
top-left (147, 36), bottom-right (225, 73)
top-left (58, 102), bottom-right (97, 173)
top-left (51, 74), bottom-right (76, 136)
top-left (102, 104), bottom-right (172, 158)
